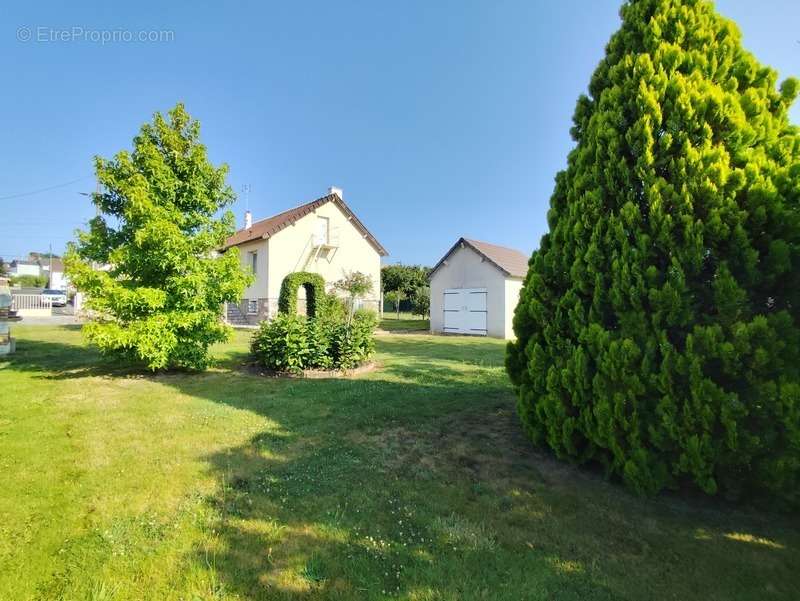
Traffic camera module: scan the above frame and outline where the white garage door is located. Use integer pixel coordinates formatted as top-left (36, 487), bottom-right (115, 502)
top-left (443, 288), bottom-right (487, 335)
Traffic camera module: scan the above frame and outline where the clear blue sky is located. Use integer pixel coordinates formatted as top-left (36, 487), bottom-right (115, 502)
top-left (1, 1), bottom-right (798, 265)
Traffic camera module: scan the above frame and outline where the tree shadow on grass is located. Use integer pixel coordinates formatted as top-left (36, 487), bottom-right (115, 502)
top-left (189, 415), bottom-right (623, 600)
top-left (5, 327), bottom-right (800, 599)
top-left (168, 366), bottom-right (800, 601)
top-left (2, 334), bottom-right (137, 380)
top-left (4, 330), bottom-right (252, 380)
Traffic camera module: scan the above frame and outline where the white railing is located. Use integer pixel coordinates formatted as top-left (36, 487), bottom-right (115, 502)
top-left (12, 294), bottom-right (52, 311)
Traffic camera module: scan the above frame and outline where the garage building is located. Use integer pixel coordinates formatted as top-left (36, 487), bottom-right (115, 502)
top-left (429, 237), bottom-right (528, 339)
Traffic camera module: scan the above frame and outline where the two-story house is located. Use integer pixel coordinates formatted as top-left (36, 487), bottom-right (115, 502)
top-left (223, 188), bottom-right (388, 324)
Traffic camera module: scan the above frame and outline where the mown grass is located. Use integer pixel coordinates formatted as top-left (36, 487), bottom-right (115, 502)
top-left (1, 325), bottom-right (798, 600)
top-left (379, 313), bottom-right (429, 332)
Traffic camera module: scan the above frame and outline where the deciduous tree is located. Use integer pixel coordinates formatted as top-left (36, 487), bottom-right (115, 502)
top-left (66, 104), bottom-right (251, 370)
top-left (334, 270), bottom-right (374, 323)
top-left (381, 264), bottom-right (429, 295)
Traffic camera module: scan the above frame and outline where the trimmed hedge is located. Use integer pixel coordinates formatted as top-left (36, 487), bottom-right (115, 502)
top-left (278, 272), bottom-right (325, 318)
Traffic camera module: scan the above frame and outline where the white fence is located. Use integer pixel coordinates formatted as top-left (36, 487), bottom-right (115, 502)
top-left (12, 294), bottom-right (52, 316)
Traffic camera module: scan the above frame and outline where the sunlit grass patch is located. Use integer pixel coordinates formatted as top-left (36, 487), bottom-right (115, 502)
top-left (2, 326), bottom-right (799, 600)
top-left (432, 514), bottom-right (497, 551)
top-left (725, 532), bottom-right (785, 549)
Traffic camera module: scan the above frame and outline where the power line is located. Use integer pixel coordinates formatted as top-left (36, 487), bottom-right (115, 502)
top-left (1, 222), bottom-right (88, 227)
top-left (1, 221), bottom-right (89, 227)
top-left (0, 175), bottom-right (93, 201)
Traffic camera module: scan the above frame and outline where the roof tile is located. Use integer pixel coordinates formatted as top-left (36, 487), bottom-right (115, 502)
top-left (223, 193), bottom-right (388, 256)
top-left (463, 238), bottom-right (529, 277)
top-left (430, 237), bottom-right (529, 279)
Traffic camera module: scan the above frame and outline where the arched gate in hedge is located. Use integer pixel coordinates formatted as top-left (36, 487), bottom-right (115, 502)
top-left (278, 272), bottom-right (325, 318)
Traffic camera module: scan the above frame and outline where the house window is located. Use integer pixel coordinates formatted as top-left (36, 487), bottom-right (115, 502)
top-left (247, 300), bottom-right (258, 314)
top-left (248, 251), bottom-right (257, 274)
top-left (314, 216), bottom-right (329, 246)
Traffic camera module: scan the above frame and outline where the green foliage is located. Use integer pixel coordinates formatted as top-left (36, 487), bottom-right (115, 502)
top-left (330, 310), bottom-right (378, 369)
top-left (318, 292), bottom-right (348, 323)
top-left (507, 0), bottom-right (800, 504)
top-left (385, 289), bottom-right (406, 319)
top-left (10, 274), bottom-right (47, 288)
top-left (334, 271), bottom-right (373, 300)
top-left (409, 286), bottom-right (430, 318)
top-left (0, 259), bottom-right (8, 277)
top-left (250, 313), bottom-right (311, 374)
top-left (381, 264), bottom-right (430, 295)
top-left (306, 316), bottom-right (334, 370)
top-left (334, 270), bottom-right (374, 322)
top-left (278, 272), bottom-right (325, 317)
top-left (65, 103), bottom-right (252, 371)
top-left (250, 310), bottom-right (377, 373)
top-left (384, 290), bottom-right (405, 305)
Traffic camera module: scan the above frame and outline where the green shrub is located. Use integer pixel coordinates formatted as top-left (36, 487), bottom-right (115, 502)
top-left (250, 314), bottom-right (310, 374)
top-left (306, 317), bottom-right (334, 370)
top-left (278, 272), bottom-right (325, 317)
top-left (330, 310), bottom-right (377, 369)
top-left (506, 0), bottom-right (800, 504)
top-left (251, 309), bottom-right (377, 373)
top-left (318, 293), bottom-right (348, 323)
top-left (10, 274), bottom-right (47, 288)
top-left (353, 307), bottom-right (378, 322)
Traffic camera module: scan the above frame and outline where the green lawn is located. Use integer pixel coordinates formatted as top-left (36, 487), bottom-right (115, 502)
top-left (379, 313), bottom-right (429, 332)
top-left (1, 326), bottom-right (798, 600)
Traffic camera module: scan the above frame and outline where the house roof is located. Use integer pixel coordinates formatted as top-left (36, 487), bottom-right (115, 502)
top-left (429, 237), bottom-right (529, 279)
top-left (10, 257), bottom-right (64, 270)
top-left (45, 258), bottom-right (65, 272)
top-left (223, 193), bottom-right (388, 256)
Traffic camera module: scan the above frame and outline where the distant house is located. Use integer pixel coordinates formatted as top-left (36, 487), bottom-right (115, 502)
top-left (41, 258), bottom-right (69, 290)
top-left (429, 238), bottom-right (528, 339)
top-left (9, 260), bottom-right (41, 278)
top-left (222, 188), bottom-right (388, 325)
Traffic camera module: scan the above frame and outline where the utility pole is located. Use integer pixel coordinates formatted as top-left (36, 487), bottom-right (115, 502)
top-left (48, 243), bottom-right (52, 288)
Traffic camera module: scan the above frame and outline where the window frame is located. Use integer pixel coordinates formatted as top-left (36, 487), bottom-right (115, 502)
top-left (249, 250), bottom-right (258, 274)
top-left (315, 216), bottom-right (329, 245)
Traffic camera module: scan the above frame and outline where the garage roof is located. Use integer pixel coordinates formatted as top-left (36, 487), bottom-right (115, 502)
top-left (430, 237), bottom-right (529, 279)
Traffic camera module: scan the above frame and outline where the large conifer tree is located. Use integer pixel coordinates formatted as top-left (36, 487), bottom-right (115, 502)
top-left (507, 0), bottom-right (800, 502)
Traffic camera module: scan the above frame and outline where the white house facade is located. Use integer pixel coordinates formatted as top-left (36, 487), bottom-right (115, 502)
top-left (41, 258), bottom-right (69, 290)
top-left (9, 260), bottom-right (41, 278)
top-left (223, 188), bottom-right (388, 324)
top-left (429, 238), bottom-right (528, 339)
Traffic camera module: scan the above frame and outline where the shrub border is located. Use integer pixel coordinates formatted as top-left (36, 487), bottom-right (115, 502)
top-left (278, 272), bottom-right (325, 317)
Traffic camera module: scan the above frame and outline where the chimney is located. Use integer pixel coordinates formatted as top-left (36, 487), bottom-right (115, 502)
top-left (244, 210), bottom-right (252, 229)
top-left (328, 186), bottom-right (343, 199)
